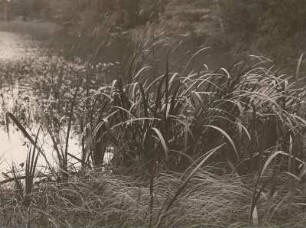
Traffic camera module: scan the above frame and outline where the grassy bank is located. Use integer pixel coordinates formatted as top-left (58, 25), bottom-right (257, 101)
top-left (0, 43), bottom-right (306, 227)
top-left (0, 170), bottom-right (249, 227)
top-left (2, 169), bottom-right (306, 228)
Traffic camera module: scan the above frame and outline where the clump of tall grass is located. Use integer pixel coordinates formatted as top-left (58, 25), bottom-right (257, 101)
top-left (85, 55), bottom-right (306, 174)
top-left (76, 54), bottom-right (306, 226)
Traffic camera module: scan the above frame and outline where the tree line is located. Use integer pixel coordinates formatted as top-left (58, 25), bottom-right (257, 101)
top-left (4, 0), bottom-right (306, 68)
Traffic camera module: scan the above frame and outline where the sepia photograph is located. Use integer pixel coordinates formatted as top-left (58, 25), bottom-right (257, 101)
top-left (0, 0), bottom-right (306, 227)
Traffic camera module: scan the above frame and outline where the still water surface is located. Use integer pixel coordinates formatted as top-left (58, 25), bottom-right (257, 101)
top-left (0, 32), bottom-right (38, 60)
top-left (0, 31), bottom-right (81, 172)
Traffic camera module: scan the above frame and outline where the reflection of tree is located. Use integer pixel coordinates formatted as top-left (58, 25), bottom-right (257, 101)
top-left (1, 0), bottom-right (11, 21)
top-left (6, 0), bottom-right (51, 21)
top-left (5, 0), bottom-right (10, 21)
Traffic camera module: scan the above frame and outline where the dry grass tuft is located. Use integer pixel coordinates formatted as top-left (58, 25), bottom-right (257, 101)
top-left (2, 169), bottom-right (306, 227)
top-left (0, 169), bottom-right (251, 227)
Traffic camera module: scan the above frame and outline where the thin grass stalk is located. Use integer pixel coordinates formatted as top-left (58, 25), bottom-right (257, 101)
top-left (24, 128), bottom-right (40, 207)
top-left (62, 85), bottom-right (80, 180)
top-left (11, 165), bottom-right (23, 203)
top-left (249, 150), bottom-right (285, 224)
top-left (149, 154), bottom-right (155, 228)
top-left (296, 53), bottom-right (304, 80)
top-left (35, 104), bottom-right (63, 169)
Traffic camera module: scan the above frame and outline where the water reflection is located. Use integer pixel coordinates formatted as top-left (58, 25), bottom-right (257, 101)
top-left (0, 31), bottom-right (58, 172)
top-left (0, 31), bottom-right (38, 61)
top-left (0, 31), bottom-right (37, 171)
top-left (0, 84), bottom-right (81, 172)
top-left (0, 31), bottom-right (113, 175)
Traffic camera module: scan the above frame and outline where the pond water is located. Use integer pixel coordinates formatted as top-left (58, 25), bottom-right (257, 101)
top-left (0, 32), bottom-right (39, 61)
top-left (0, 32), bottom-right (82, 173)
